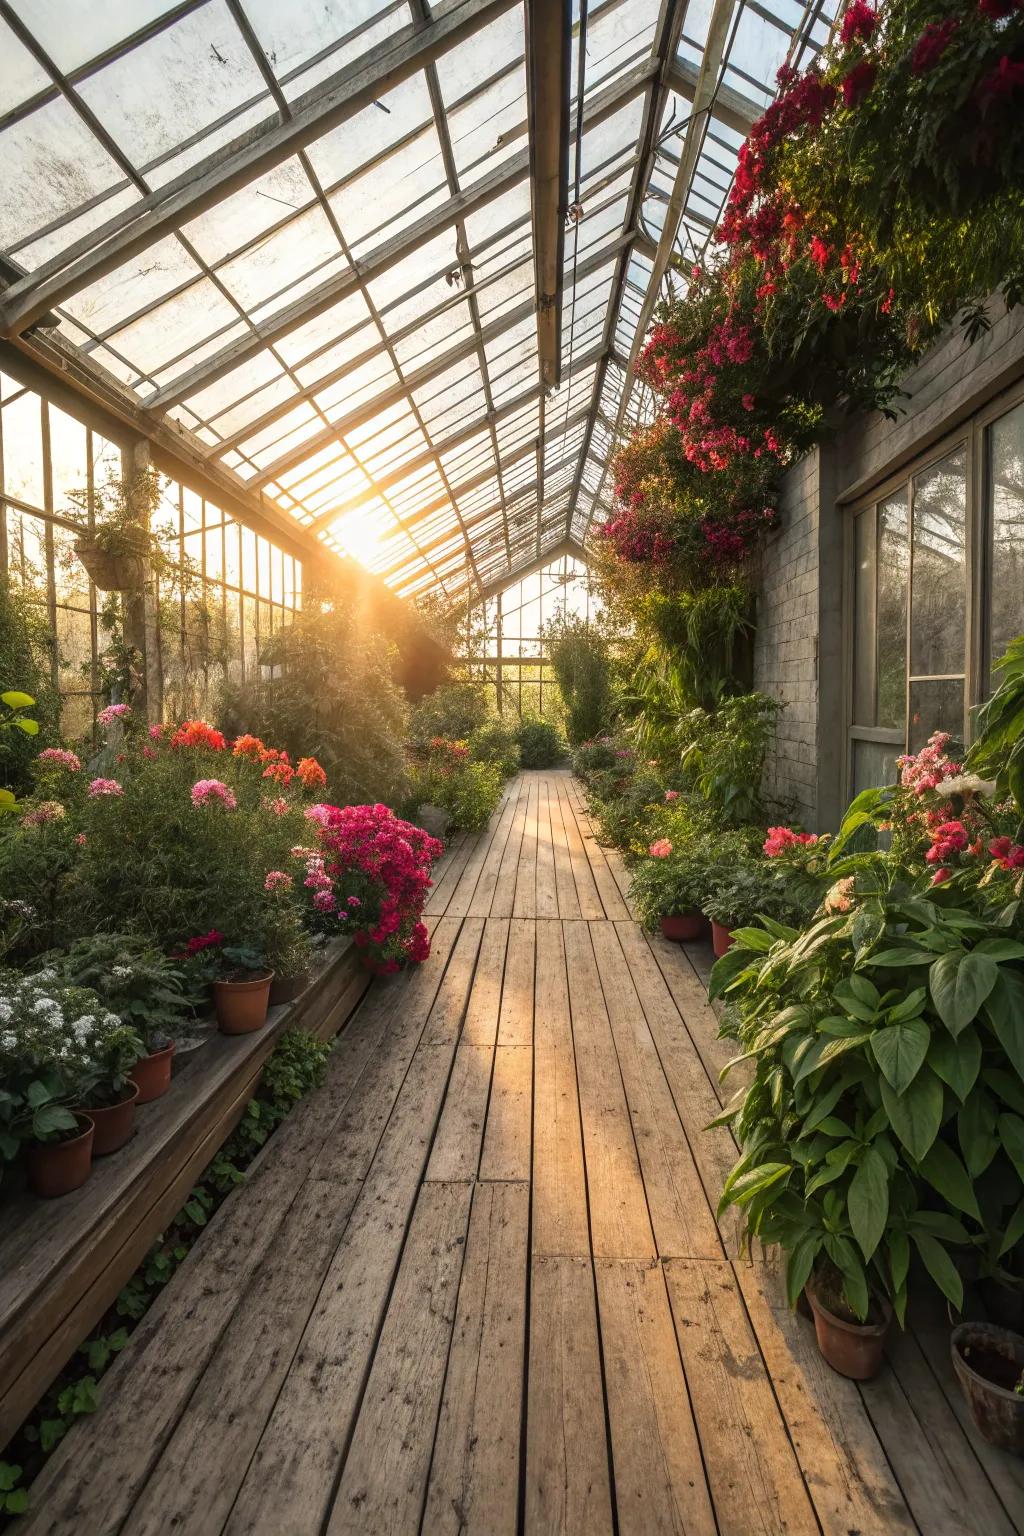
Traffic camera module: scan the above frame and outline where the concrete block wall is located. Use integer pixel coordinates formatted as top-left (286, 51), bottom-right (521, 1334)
top-left (753, 450), bottom-right (820, 828)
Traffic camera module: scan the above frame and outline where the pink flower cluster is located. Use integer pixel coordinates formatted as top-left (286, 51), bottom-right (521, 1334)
top-left (988, 837), bottom-right (1024, 870)
top-left (897, 733), bottom-right (960, 797)
top-left (664, 790), bottom-right (680, 802)
top-left (191, 778), bottom-right (237, 810)
top-left (97, 703), bottom-right (131, 727)
top-left (264, 870), bottom-right (294, 892)
top-left (88, 778), bottom-right (123, 798)
top-left (21, 800), bottom-right (66, 827)
top-left (37, 748), bottom-right (81, 773)
top-left (925, 820), bottom-right (969, 865)
top-left (763, 826), bottom-right (818, 857)
top-left (649, 839), bottom-right (673, 857)
top-left (311, 804), bottom-right (442, 968)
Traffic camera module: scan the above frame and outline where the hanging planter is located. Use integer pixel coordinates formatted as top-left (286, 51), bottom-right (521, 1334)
top-left (74, 536), bottom-right (150, 592)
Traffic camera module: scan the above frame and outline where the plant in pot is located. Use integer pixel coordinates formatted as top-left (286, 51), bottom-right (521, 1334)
top-left (629, 839), bottom-right (710, 941)
top-left (74, 1015), bottom-right (147, 1155)
top-left (950, 1321), bottom-right (1024, 1457)
top-left (42, 934), bottom-right (194, 1103)
top-left (703, 859), bottom-right (812, 958)
top-left (63, 467), bottom-right (171, 593)
top-left (0, 972), bottom-right (120, 1196)
top-left (183, 937), bottom-right (274, 1035)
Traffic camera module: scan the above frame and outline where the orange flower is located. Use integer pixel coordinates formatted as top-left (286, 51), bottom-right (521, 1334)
top-left (297, 756), bottom-right (327, 789)
top-left (262, 761), bottom-right (295, 786)
top-left (232, 733), bottom-right (266, 760)
top-left (170, 719), bottom-right (227, 751)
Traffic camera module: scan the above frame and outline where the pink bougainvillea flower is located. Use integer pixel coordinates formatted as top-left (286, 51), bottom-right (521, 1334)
top-left (37, 747), bottom-right (81, 772)
top-left (664, 790), bottom-right (680, 802)
top-left (911, 18), bottom-right (958, 74)
top-left (841, 59), bottom-right (877, 107)
top-left (648, 839), bottom-right (673, 857)
top-left (190, 778), bottom-right (237, 810)
top-left (839, 0), bottom-right (876, 46)
top-left (88, 777), bottom-right (124, 797)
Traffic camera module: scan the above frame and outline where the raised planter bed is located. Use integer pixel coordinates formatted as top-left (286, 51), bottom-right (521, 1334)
top-left (0, 936), bottom-right (368, 1449)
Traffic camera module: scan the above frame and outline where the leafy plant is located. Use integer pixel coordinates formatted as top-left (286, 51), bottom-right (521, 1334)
top-left (679, 693), bottom-right (784, 826)
top-left (40, 933), bottom-right (193, 1050)
top-left (968, 636), bottom-right (1024, 817)
top-left (405, 740), bottom-right (503, 832)
top-left (517, 714), bottom-right (564, 768)
top-left (543, 613), bottom-right (611, 746)
top-left (630, 843), bottom-right (715, 926)
top-left (409, 680), bottom-right (493, 748)
top-left (468, 718), bottom-right (521, 778)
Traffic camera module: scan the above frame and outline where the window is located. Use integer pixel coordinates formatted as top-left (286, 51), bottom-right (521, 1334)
top-left (848, 387), bottom-right (1024, 793)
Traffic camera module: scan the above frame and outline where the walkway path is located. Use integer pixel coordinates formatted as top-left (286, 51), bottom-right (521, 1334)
top-left (21, 772), bottom-right (1024, 1534)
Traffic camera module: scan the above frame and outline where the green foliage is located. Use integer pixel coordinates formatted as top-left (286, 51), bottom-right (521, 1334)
top-left (0, 581), bottom-right (58, 799)
top-left (679, 693), bottom-right (784, 826)
top-left (220, 597), bottom-right (410, 807)
top-left (40, 933), bottom-right (193, 1050)
top-left (641, 585), bottom-right (755, 711)
top-left (405, 741), bottom-right (504, 833)
top-left (468, 718), bottom-right (520, 778)
top-left (543, 613), bottom-right (611, 746)
top-left (408, 680), bottom-right (492, 748)
top-left (516, 714), bottom-right (564, 769)
top-left (967, 636), bottom-right (1024, 816)
top-left (702, 856), bottom-right (819, 930)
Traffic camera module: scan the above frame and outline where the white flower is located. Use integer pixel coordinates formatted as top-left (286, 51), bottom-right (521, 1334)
top-left (0, 1002), bottom-right (12, 1023)
top-left (111, 965), bottom-right (133, 979)
top-left (940, 773), bottom-right (996, 798)
top-left (34, 967), bottom-right (57, 983)
top-left (0, 1031), bottom-right (15, 1050)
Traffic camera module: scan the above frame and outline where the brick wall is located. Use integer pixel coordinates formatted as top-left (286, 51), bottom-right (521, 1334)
top-left (753, 450), bottom-right (820, 828)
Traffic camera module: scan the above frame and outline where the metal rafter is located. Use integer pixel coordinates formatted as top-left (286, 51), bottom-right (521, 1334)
top-left (525, 0), bottom-right (571, 392)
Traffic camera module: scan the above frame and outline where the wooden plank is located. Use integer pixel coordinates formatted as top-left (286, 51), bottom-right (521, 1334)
top-left (909, 1299), bottom-right (1024, 1525)
top-left (732, 1258), bottom-right (915, 1536)
top-left (421, 916), bottom-right (485, 1046)
top-left (646, 931), bottom-right (737, 1098)
top-left (563, 921), bottom-right (656, 1262)
top-left (224, 1040), bottom-right (467, 1536)
top-left (553, 776), bottom-right (604, 918)
top-left (423, 1182), bottom-right (529, 1536)
top-left (524, 1255), bottom-right (614, 1534)
top-left (425, 1043), bottom-right (494, 1182)
top-left (327, 1181), bottom-right (474, 1536)
top-left (613, 922), bottom-right (741, 1253)
top-left (424, 831), bottom-right (473, 914)
top-left (532, 920), bottom-right (589, 1260)
top-left (595, 1260), bottom-right (717, 1536)
top-left (547, 771), bottom-right (583, 919)
top-left (497, 916), bottom-right (534, 1047)
top-left (565, 780), bottom-right (630, 920)
top-left (479, 1046), bottom-right (532, 1182)
top-left (863, 1324), bottom-right (1020, 1536)
top-left (16, 987), bottom-right (401, 1532)
top-left (445, 782), bottom-right (517, 919)
top-left (513, 778), bottom-right (539, 918)
top-left (663, 1258), bottom-right (820, 1536)
top-left (462, 917), bottom-right (510, 1045)
top-left (535, 777), bottom-right (560, 918)
top-left (123, 1177), bottom-right (363, 1536)
top-left (591, 926), bottom-right (723, 1261)
top-left (682, 938), bottom-right (715, 993)
top-left (490, 777), bottom-right (530, 919)
top-left (467, 778), bottom-right (524, 919)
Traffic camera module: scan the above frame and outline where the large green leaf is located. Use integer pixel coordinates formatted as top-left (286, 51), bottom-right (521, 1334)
top-left (912, 1232), bottom-right (964, 1310)
top-left (848, 1147), bottom-right (889, 1261)
top-left (1, 690), bottom-right (34, 708)
top-left (929, 949), bottom-right (999, 1036)
top-left (999, 1199), bottom-right (1024, 1259)
top-left (785, 1234), bottom-right (821, 1309)
top-left (957, 1090), bottom-right (1000, 1178)
top-left (918, 1140), bottom-right (982, 1222)
top-left (928, 1027), bottom-right (982, 1102)
top-left (985, 970), bottom-right (1024, 1080)
top-left (868, 946), bottom-right (934, 968)
top-left (870, 1016), bottom-right (929, 1093)
top-left (998, 1113), bottom-right (1024, 1183)
top-left (792, 1032), bottom-right (870, 1084)
top-left (880, 1068), bottom-right (943, 1161)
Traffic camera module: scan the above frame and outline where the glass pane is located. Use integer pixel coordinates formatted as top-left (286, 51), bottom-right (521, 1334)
top-left (1, 390), bottom-right (45, 508)
top-left (988, 401), bottom-right (1024, 676)
top-left (908, 678), bottom-right (964, 754)
top-left (877, 492), bottom-right (908, 729)
top-left (911, 448), bottom-right (967, 677)
top-left (852, 739), bottom-right (902, 796)
top-left (852, 507), bottom-right (874, 726)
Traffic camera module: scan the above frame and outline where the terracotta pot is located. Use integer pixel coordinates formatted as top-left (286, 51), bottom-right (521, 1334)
top-left (951, 1321), bottom-right (1024, 1456)
top-left (660, 912), bottom-right (706, 942)
top-left (27, 1114), bottom-right (94, 1198)
top-left (807, 1284), bottom-right (892, 1380)
top-left (83, 1082), bottom-right (140, 1155)
top-left (213, 973), bottom-right (273, 1034)
top-left (129, 1042), bottom-right (176, 1103)
top-left (980, 1276), bottom-right (1024, 1334)
top-left (75, 539), bottom-right (149, 591)
top-left (711, 919), bottom-right (736, 958)
top-left (269, 971), bottom-right (311, 1007)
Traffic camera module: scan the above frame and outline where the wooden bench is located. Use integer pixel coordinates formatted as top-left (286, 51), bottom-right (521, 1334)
top-left (0, 937), bottom-right (369, 1449)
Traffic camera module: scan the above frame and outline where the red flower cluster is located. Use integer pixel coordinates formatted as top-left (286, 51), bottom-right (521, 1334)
top-left (314, 803), bottom-right (442, 969)
top-left (841, 58), bottom-right (878, 108)
top-left (925, 819), bottom-right (969, 864)
top-left (989, 836), bottom-right (1024, 869)
top-left (840, 1), bottom-right (877, 47)
top-left (763, 826), bottom-right (819, 857)
top-left (171, 720), bottom-right (227, 751)
top-left (177, 928), bottom-right (224, 957)
top-left (910, 18), bottom-right (958, 74)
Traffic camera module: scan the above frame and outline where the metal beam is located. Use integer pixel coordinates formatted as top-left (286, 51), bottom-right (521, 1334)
top-left (476, 538), bottom-right (588, 601)
top-left (106, 59), bottom-right (655, 413)
top-left (667, 57), bottom-right (763, 137)
top-left (0, 0), bottom-right (520, 338)
top-left (249, 239), bottom-right (630, 492)
top-left (525, 0), bottom-right (571, 391)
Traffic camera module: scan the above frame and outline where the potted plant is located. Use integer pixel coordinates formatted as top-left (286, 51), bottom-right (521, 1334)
top-left (629, 843), bottom-right (711, 941)
top-left (44, 934), bottom-right (194, 1103)
top-left (951, 1321), bottom-right (1024, 1456)
top-left (74, 1017), bottom-right (146, 1155)
top-left (185, 938), bottom-right (274, 1034)
top-left (805, 1259), bottom-right (893, 1380)
top-left (0, 972), bottom-right (112, 1196)
top-left (268, 923), bottom-right (315, 1006)
top-left (63, 467), bottom-right (177, 592)
top-left (703, 861), bottom-right (801, 957)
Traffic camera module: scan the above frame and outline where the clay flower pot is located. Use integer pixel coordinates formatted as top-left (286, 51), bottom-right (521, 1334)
top-left (129, 1042), bottom-right (176, 1103)
top-left (27, 1114), bottom-right (94, 1198)
top-left (951, 1321), bottom-right (1024, 1456)
top-left (269, 971), bottom-right (311, 1007)
top-left (84, 1081), bottom-right (140, 1155)
top-left (711, 919), bottom-right (736, 958)
top-left (807, 1283), bottom-right (892, 1380)
top-left (660, 912), bottom-right (706, 942)
top-left (213, 973), bottom-right (273, 1034)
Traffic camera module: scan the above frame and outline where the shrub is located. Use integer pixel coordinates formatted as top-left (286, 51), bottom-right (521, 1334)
top-left (517, 715), bottom-right (564, 768)
top-left (680, 693), bottom-right (784, 825)
top-left (409, 681), bottom-right (492, 748)
top-left (0, 581), bottom-right (58, 799)
top-left (40, 933), bottom-right (193, 1050)
top-left (405, 739), bottom-right (503, 832)
top-left (469, 718), bottom-right (520, 778)
top-left (572, 736), bottom-right (619, 786)
top-left (544, 614), bottom-right (611, 746)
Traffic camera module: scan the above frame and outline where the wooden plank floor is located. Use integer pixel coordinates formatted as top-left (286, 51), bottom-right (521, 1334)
top-left (20, 771), bottom-right (1024, 1536)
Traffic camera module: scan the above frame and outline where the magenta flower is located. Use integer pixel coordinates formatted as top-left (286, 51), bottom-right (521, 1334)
top-left (191, 778), bottom-right (237, 810)
top-left (37, 748), bottom-right (82, 773)
top-left (88, 778), bottom-right (123, 798)
top-left (97, 703), bottom-right (131, 727)
top-left (264, 870), bottom-right (294, 892)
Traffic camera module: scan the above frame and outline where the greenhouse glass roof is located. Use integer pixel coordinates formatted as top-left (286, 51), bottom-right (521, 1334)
top-left (0, 0), bottom-right (838, 602)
